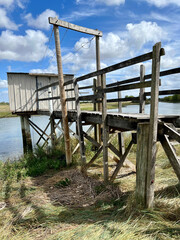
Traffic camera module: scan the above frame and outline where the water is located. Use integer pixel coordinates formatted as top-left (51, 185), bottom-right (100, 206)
top-left (0, 102), bottom-right (180, 161)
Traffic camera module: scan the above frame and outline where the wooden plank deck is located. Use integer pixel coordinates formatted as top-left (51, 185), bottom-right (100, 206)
top-left (15, 110), bottom-right (180, 132)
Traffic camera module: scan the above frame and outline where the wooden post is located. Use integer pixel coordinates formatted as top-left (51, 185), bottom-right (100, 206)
top-left (96, 36), bottom-right (102, 143)
top-left (102, 74), bottom-right (109, 182)
top-left (53, 25), bottom-right (72, 165)
top-left (50, 115), bottom-right (56, 148)
top-left (139, 64), bottom-right (145, 114)
top-left (20, 115), bottom-right (32, 154)
top-left (93, 78), bottom-right (98, 145)
top-left (73, 78), bottom-right (86, 170)
top-left (136, 123), bottom-right (150, 207)
top-left (118, 90), bottom-right (125, 156)
top-left (146, 42), bottom-right (162, 208)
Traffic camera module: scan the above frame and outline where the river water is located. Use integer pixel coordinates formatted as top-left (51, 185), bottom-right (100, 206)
top-left (0, 102), bottom-right (180, 161)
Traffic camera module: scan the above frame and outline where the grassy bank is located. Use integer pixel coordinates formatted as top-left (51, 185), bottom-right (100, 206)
top-left (0, 136), bottom-right (179, 240)
top-left (0, 103), bottom-right (16, 118)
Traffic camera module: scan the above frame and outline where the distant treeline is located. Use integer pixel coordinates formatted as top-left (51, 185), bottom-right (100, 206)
top-left (159, 94), bottom-right (180, 103)
top-left (0, 102), bottom-right (9, 105)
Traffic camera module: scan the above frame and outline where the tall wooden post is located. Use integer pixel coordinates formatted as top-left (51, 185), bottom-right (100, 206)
top-left (96, 36), bottom-right (102, 143)
top-left (139, 65), bottom-right (145, 114)
top-left (146, 42), bottom-right (162, 208)
top-left (102, 74), bottom-right (109, 182)
top-left (118, 90), bottom-right (125, 156)
top-left (93, 78), bottom-right (98, 145)
top-left (20, 115), bottom-right (32, 154)
top-left (53, 25), bottom-right (72, 165)
top-left (136, 123), bottom-right (150, 207)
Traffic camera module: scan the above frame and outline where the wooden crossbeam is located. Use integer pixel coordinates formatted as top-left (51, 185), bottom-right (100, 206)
top-left (36, 121), bottom-right (51, 145)
top-left (110, 140), bottom-right (133, 182)
top-left (49, 17), bottom-right (103, 36)
top-left (85, 145), bottom-right (103, 169)
top-left (83, 131), bottom-right (101, 148)
top-left (160, 134), bottom-right (180, 181)
top-left (108, 143), bottom-right (121, 159)
top-left (159, 122), bottom-right (180, 143)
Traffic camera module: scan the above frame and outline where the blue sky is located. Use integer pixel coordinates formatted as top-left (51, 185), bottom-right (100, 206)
top-left (0, 0), bottom-right (180, 102)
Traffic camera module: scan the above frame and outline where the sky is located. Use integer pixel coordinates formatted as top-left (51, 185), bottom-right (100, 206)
top-left (0, 0), bottom-right (180, 102)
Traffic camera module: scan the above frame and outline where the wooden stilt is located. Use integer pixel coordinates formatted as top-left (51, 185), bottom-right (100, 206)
top-left (146, 42), bottom-right (162, 208)
top-left (50, 115), bottom-right (56, 148)
top-left (53, 24), bottom-right (72, 165)
top-left (102, 74), bottom-right (109, 182)
top-left (160, 134), bottom-right (180, 182)
top-left (20, 115), bottom-right (32, 154)
top-left (73, 78), bottom-right (86, 170)
top-left (96, 36), bottom-right (102, 143)
top-left (117, 91), bottom-right (125, 156)
top-left (136, 123), bottom-right (150, 207)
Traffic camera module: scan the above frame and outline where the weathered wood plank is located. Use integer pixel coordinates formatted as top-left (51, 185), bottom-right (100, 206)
top-left (145, 89), bottom-right (180, 97)
top-left (49, 17), bottom-right (103, 36)
top-left (159, 122), bottom-right (180, 143)
top-left (139, 64), bottom-right (145, 113)
top-left (108, 143), bottom-right (121, 159)
top-left (73, 78), bottom-right (86, 169)
top-left (160, 134), bottom-right (180, 181)
top-left (146, 42), bottom-right (162, 208)
top-left (102, 74), bottom-right (109, 182)
top-left (54, 25), bottom-right (72, 165)
top-left (136, 123), bottom-right (150, 207)
top-left (20, 116), bottom-right (32, 154)
top-left (110, 140), bottom-right (133, 182)
top-left (102, 80), bottom-right (160, 94)
top-left (83, 131), bottom-right (101, 148)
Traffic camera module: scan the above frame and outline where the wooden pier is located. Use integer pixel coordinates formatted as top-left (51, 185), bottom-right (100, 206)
top-left (7, 17), bottom-right (180, 209)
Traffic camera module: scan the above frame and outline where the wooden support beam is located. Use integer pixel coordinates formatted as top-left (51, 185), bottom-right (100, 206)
top-left (85, 145), bottom-right (103, 169)
top-left (53, 24), bottom-right (72, 165)
top-left (136, 123), bottom-right (150, 207)
top-left (102, 74), bottom-right (109, 182)
top-left (146, 42), bottom-right (162, 208)
top-left (83, 131), bottom-right (101, 148)
top-left (20, 116), bottom-right (33, 154)
top-left (36, 121), bottom-right (51, 145)
top-left (158, 122), bottom-right (180, 143)
top-left (110, 140), bottom-right (133, 182)
top-left (73, 78), bottom-right (86, 170)
top-left (102, 80), bottom-right (160, 94)
top-left (108, 143), bottom-right (121, 159)
top-left (139, 64), bottom-right (145, 113)
top-left (50, 115), bottom-right (56, 147)
top-left (49, 17), bottom-right (102, 36)
top-left (159, 134), bottom-right (180, 182)
top-left (117, 90), bottom-right (125, 156)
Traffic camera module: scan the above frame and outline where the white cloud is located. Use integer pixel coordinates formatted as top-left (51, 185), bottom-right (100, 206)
top-left (126, 21), bottom-right (166, 49)
top-left (62, 8), bottom-right (106, 22)
top-left (0, 80), bottom-right (8, 88)
top-left (96, 0), bottom-right (125, 6)
top-left (144, 0), bottom-right (180, 7)
top-left (0, 8), bottom-right (19, 30)
top-left (0, 0), bottom-right (13, 8)
top-left (24, 9), bottom-right (58, 30)
top-left (0, 30), bottom-right (52, 62)
top-left (76, 0), bottom-right (125, 6)
top-left (0, 0), bottom-right (26, 8)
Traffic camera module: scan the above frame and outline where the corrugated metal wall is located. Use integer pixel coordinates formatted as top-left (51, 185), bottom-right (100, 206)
top-left (7, 73), bottom-right (75, 113)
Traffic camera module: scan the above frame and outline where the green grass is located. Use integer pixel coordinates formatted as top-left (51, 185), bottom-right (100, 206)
top-left (0, 138), bottom-right (179, 239)
top-left (0, 103), bottom-right (16, 118)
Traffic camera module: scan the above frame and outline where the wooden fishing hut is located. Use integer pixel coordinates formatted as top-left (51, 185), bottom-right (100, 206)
top-left (7, 17), bottom-right (180, 209)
